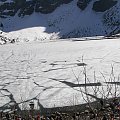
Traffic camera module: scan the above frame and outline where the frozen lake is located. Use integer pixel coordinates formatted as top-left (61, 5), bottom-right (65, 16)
top-left (0, 38), bottom-right (120, 110)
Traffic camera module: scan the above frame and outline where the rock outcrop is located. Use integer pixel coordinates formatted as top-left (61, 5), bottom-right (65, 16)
top-left (0, 0), bottom-right (118, 18)
top-left (0, 0), bottom-right (73, 17)
top-left (92, 0), bottom-right (118, 12)
top-left (77, 0), bottom-right (92, 10)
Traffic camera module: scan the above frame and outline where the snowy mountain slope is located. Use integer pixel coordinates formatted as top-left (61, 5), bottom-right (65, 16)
top-left (0, 38), bottom-right (120, 110)
top-left (0, 0), bottom-right (120, 42)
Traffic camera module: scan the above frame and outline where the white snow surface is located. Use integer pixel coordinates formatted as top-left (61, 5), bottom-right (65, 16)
top-left (0, 38), bottom-right (120, 109)
top-left (0, 0), bottom-right (120, 110)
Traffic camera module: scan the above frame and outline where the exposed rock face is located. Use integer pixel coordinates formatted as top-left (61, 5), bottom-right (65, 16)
top-left (0, 0), bottom-right (119, 38)
top-left (35, 0), bottom-right (73, 14)
top-left (0, 0), bottom-right (73, 17)
top-left (0, 0), bottom-right (119, 17)
top-left (77, 0), bottom-right (92, 10)
top-left (0, 2), bottom-right (18, 18)
top-left (18, 0), bottom-right (35, 17)
top-left (102, 1), bottom-right (120, 35)
top-left (92, 0), bottom-right (118, 12)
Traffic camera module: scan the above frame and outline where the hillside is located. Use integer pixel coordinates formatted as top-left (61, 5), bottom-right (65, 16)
top-left (0, 0), bottom-right (120, 42)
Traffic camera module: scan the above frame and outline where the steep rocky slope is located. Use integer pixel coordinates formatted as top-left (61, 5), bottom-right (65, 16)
top-left (0, 0), bottom-right (73, 17)
top-left (0, 0), bottom-right (120, 41)
top-left (0, 0), bottom-right (118, 17)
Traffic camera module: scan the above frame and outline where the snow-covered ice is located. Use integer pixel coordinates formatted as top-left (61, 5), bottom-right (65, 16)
top-left (0, 37), bottom-right (120, 109)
